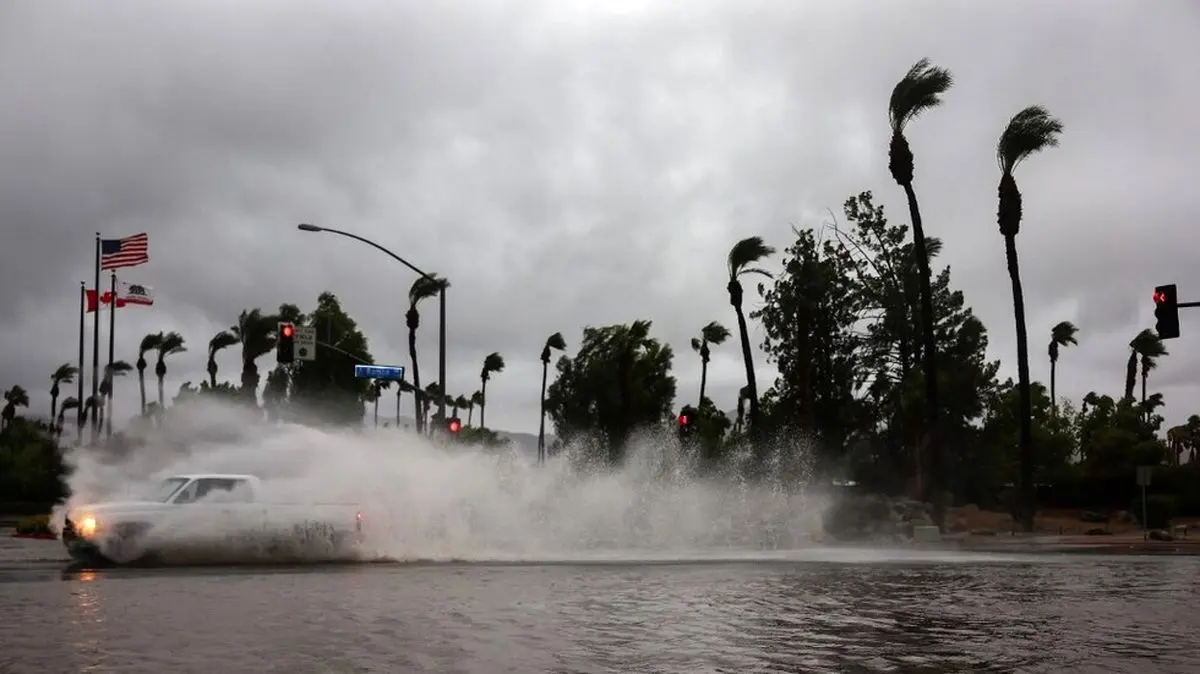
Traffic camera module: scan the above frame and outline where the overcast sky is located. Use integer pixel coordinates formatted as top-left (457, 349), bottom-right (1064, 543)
top-left (2, 0), bottom-right (1198, 435)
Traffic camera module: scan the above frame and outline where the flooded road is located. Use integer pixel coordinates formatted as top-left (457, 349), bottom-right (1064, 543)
top-left (2, 535), bottom-right (1196, 673)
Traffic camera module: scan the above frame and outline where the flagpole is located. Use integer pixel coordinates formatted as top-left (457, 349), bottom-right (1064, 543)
top-left (90, 233), bottom-right (102, 443)
top-left (105, 271), bottom-right (117, 440)
top-left (77, 281), bottom-right (86, 446)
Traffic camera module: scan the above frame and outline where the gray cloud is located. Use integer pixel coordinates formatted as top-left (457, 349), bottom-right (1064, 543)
top-left (3, 0), bottom-right (1199, 434)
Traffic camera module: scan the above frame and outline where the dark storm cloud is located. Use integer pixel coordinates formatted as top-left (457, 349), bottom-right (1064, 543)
top-left (2, 0), bottom-right (1198, 433)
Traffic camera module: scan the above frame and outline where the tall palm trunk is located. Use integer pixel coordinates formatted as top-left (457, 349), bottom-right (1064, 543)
top-left (373, 396), bottom-right (379, 428)
top-left (407, 311), bottom-right (422, 434)
top-left (479, 381), bottom-right (488, 429)
top-left (901, 181), bottom-right (941, 513)
top-left (698, 349), bottom-right (709, 408)
top-left (729, 282), bottom-right (760, 433)
top-left (1049, 352), bottom-right (1058, 414)
top-left (1004, 234), bottom-right (1034, 532)
top-left (467, 405), bottom-right (474, 427)
top-left (538, 360), bottom-right (549, 462)
top-left (137, 365), bottom-right (148, 414)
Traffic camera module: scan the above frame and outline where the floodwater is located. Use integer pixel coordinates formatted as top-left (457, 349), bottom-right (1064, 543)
top-left (2, 536), bottom-right (1196, 674)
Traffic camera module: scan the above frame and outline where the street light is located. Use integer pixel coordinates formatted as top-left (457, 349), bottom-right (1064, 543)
top-left (297, 223), bottom-right (447, 426)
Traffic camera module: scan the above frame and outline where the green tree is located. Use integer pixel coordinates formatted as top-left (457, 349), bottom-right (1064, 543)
top-left (996, 104), bottom-right (1064, 532)
top-left (980, 380), bottom-right (1076, 500)
top-left (49, 363), bottom-right (78, 423)
top-left (478, 352), bottom-right (505, 429)
top-left (831, 192), bottom-right (999, 498)
top-left (538, 332), bottom-right (567, 461)
top-left (1077, 392), bottom-right (1166, 476)
top-left (207, 331), bottom-right (238, 388)
top-left (888, 57), bottom-right (954, 528)
top-left (1047, 321), bottom-right (1078, 414)
top-left (155, 331), bottom-right (187, 407)
top-left (0, 417), bottom-right (67, 504)
top-left (545, 321), bottom-right (676, 464)
top-left (405, 274), bottom-right (448, 434)
top-left (690, 321), bottom-right (730, 407)
top-left (288, 292), bottom-right (375, 425)
top-left (754, 226), bottom-right (862, 471)
top-left (2, 385), bottom-right (30, 431)
top-left (135, 332), bottom-right (163, 415)
top-left (726, 236), bottom-right (775, 437)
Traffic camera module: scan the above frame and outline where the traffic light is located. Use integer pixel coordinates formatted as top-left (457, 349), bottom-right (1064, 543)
top-left (1154, 284), bottom-right (1180, 339)
top-left (447, 417), bottom-right (462, 434)
top-left (677, 405), bottom-right (697, 441)
top-left (277, 322), bottom-right (296, 363)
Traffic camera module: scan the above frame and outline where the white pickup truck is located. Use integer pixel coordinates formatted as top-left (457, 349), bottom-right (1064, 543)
top-left (61, 473), bottom-right (365, 565)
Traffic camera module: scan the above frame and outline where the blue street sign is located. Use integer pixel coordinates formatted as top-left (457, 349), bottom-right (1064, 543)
top-left (354, 364), bottom-right (406, 381)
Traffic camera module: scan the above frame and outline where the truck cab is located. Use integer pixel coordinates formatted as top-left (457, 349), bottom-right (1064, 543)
top-left (62, 473), bottom-right (363, 565)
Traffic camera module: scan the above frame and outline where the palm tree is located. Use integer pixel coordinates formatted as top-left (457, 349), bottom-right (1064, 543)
top-left (98, 360), bottom-right (134, 434)
top-left (81, 395), bottom-right (101, 432)
top-left (422, 381), bottom-right (442, 432)
top-left (889, 57), bottom-right (954, 521)
top-left (1125, 329), bottom-right (1167, 415)
top-left (1047, 321), bottom-right (1078, 414)
top-left (478, 352), bottom-right (505, 429)
top-left (369, 380), bottom-right (391, 428)
top-left (726, 236), bottom-right (775, 436)
top-left (231, 309), bottom-right (279, 404)
top-left (538, 332), bottom-right (567, 462)
top-left (2, 385), bottom-right (30, 431)
top-left (207, 331), bottom-right (238, 388)
top-left (690, 321), bottom-right (730, 407)
top-left (467, 390), bottom-right (483, 426)
top-left (49, 363), bottom-right (79, 422)
top-left (57, 396), bottom-right (80, 441)
top-left (155, 332), bottom-right (187, 407)
top-left (453, 394), bottom-right (469, 420)
top-left (406, 274), bottom-right (449, 433)
top-left (996, 104), bottom-right (1064, 533)
top-left (136, 332), bottom-right (163, 414)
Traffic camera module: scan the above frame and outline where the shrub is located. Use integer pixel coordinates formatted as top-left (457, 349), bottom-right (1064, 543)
top-left (15, 514), bottom-right (53, 535)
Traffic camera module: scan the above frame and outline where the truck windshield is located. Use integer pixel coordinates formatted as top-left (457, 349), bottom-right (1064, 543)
top-left (149, 477), bottom-right (190, 502)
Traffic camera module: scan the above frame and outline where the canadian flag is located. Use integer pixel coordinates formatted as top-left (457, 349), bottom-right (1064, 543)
top-left (86, 281), bottom-right (155, 313)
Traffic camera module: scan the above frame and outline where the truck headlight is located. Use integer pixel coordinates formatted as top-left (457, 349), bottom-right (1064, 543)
top-left (79, 514), bottom-right (97, 537)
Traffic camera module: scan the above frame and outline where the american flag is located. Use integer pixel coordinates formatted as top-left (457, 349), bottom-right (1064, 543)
top-left (100, 233), bottom-right (150, 271)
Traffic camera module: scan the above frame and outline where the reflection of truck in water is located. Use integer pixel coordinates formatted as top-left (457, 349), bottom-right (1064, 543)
top-left (61, 473), bottom-right (364, 564)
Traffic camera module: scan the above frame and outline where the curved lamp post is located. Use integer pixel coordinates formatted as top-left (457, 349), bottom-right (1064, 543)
top-left (297, 223), bottom-right (447, 426)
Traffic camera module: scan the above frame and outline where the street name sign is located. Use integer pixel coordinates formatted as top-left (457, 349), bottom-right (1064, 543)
top-left (354, 364), bottom-right (406, 381)
top-left (295, 326), bottom-right (317, 361)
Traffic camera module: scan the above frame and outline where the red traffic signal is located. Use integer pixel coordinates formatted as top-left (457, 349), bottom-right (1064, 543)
top-left (678, 414), bottom-right (689, 426)
top-left (1154, 284), bottom-right (1180, 339)
top-left (281, 324), bottom-right (295, 338)
top-left (447, 417), bottom-right (462, 433)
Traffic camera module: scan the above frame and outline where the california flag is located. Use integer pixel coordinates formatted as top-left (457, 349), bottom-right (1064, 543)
top-left (119, 280), bottom-right (154, 306)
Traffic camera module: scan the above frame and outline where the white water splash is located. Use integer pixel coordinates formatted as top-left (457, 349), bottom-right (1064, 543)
top-left (53, 398), bottom-right (830, 564)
